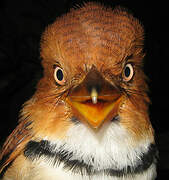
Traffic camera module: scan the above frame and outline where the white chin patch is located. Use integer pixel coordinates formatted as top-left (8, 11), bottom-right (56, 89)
top-left (53, 121), bottom-right (152, 171)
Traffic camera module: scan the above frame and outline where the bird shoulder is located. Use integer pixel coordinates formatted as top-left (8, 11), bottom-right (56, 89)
top-left (0, 118), bottom-right (33, 176)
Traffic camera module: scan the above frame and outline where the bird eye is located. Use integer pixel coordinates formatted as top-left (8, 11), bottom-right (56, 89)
top-left (123, 63), bottom-right (134, 82)
top-left (54, 66), bottom-right (65, 85)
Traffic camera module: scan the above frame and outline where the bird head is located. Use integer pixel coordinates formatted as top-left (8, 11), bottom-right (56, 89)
top-left (23, 2), bottom-right (153, 142)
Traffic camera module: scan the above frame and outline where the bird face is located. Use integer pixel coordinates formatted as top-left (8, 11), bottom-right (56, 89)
top-left (0, 2), bottom-right (156, 179)
top-left (66, 65), bottom-right (123, 129)
top-left (36, 3), bottom-right (153, 142)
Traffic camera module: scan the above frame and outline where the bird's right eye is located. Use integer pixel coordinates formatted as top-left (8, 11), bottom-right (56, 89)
top-left (122, 63), bottom-right (134, 82)
top-left (54, 66), bottom-right (65, 85)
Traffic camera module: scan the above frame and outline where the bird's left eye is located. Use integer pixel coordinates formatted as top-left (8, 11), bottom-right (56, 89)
top-left (54, 66), bottom-right (65, 85)
top-left (123, 63), bottom-right (134, 82)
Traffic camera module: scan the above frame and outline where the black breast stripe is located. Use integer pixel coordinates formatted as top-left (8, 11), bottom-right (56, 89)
top-left (24, 140), bottom-right (157, 177)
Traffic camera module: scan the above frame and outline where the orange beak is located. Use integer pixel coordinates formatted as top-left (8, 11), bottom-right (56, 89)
top-left (66, 67), bottom-right (123, 129)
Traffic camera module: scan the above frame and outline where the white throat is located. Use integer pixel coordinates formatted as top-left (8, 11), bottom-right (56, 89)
top-left (49, 121), bottom-right (153, 171)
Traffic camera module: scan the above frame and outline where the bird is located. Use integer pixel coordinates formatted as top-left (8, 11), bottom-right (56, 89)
top-left (0, 2), bottom-right (157, 180)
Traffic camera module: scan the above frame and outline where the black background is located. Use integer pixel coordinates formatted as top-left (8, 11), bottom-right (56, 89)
top-left (0, 0), bottom-right (168, 178)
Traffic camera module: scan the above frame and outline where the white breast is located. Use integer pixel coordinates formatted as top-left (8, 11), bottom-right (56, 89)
top-left (26, 161), bottom-right (156, 180)
top-left (8, 122), bottom-right (156, 180)
top-left (30, 122), bottom-right (156, 180)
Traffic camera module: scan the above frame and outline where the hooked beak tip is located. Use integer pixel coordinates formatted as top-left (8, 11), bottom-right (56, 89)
top-left (91, 88), bottom-right (98, 104)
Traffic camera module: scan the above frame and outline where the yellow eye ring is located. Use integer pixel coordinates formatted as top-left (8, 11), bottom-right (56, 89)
top-left (54, 66), bottom-right (65, 85)
top-left (123, 63), bottom-right (134, 82)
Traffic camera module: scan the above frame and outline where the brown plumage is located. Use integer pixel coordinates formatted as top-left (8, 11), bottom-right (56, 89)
top-left (0, 2), bottom-right (157, 180)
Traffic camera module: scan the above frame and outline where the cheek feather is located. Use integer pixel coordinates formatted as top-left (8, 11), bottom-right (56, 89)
top-left (119, 98), bottom-right (154, 142)
top-left (22, 98), bottom-right (73, 140)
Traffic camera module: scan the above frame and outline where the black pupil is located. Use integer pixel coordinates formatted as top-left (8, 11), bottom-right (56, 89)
top-left (56, 69), bottom-right (63, 81)
top-left (125, 66), bottom-right (130, 77)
